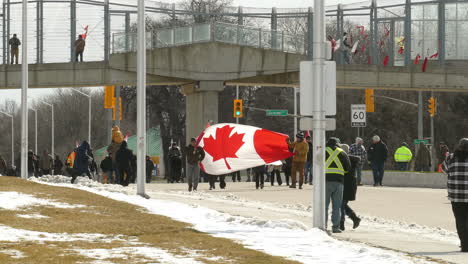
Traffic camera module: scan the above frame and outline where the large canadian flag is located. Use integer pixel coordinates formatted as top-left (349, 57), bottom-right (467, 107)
top-left (197, 123), bottom-right (293, 175)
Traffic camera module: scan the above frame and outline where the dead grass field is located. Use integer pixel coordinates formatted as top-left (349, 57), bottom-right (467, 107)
top-left (0, 177), bottom-right (300, 264)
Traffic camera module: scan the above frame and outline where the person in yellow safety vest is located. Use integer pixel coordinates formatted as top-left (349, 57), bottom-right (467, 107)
top-left (325, 137), bottom-right (351, 234)
top-left (394, 142), bottom-right (413, 171)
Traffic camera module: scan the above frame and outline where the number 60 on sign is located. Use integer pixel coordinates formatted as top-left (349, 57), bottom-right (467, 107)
top-left (351, 104), bottom-right (366, 127)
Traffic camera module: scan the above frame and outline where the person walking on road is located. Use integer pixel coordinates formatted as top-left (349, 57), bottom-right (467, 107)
top-left (74, 35), bottom-right (86, 62)
top-left (443, 138), bottom-right (468, 252)
top-left (8, 34), bottom-right (21, 64)
top-left (415, 142), bottom-right (431, 172)
top-left (287, 132), bottom-right (309, 189)
top-left (394, 142), bottom-right (413, 171)
top-left (339, 144), bottom-right (362, 231)
top-left (349, 137), bottom-right (366, 185)
top-left (325, 138), bottom-right (351, 233)
top-left (367, 135), bottom-right (388, 186)
top-left (185, 137), bottom-right (205, 192)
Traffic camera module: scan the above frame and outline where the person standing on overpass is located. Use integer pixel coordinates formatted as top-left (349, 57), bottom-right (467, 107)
top-left (74, 35), bottom-right (86, 62)
top-left (394, 142), bottom-right (413, 171)
top-left (367, 135), bottom-right (388, 186)
top-left (443, 138), bottom-right (468, 252)
top-left (8, 34), bottom-right (21, 64)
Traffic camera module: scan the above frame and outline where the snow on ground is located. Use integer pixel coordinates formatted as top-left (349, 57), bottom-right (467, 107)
top-left (31, 175), bottom-right (436, 264)
top-left (153, 188), bottom-right (460, 246)
top-left (72, 247), bottom-right (204, 264)
top-left (0, 224), bottom-right (132, 243)
top-left (0, 191), bottom-right (86, 210)
top-left (16, 213), bottom-right (50, 219)
top-left (0, 249), bottom-right (26, 259)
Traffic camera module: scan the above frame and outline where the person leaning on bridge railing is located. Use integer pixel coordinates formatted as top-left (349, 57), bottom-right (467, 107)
top-left (442, 138), bottom-right (468, 253)
top-left (8, 34), bottom-right (21, 65)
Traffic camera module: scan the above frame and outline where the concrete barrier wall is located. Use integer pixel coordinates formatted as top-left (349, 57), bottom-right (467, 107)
top-left (361, 171), bottom-right (447, 189)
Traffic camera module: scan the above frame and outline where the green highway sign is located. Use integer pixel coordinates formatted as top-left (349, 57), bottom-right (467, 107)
top-left (414, 139), bottom-right (429, 145)
top-left (266, 110), bottom-right (289, 116)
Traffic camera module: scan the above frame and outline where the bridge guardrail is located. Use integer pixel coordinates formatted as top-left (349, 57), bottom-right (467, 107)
top-left (112, 22), bottom-right (306, 55)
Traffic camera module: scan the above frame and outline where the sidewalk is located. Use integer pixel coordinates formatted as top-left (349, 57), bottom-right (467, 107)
top-left (144, 182), bottom-right (466, 264)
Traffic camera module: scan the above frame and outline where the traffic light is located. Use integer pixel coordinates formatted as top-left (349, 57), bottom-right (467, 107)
top-left (365, 89), bottom-right (375, 112)
top-left (427, 97), bottom-right (436, 117)
top-left (233, 99), bottom-right (243, 118)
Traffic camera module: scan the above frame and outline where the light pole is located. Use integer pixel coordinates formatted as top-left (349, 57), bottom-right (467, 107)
top-left (312, 0), bottom-right (327, 230)
top-left (20, 0), bottom-right (29, 179)
top-left (28, 107), bottom-right (37, 155)
top-left (136, 0), bottom-right (148, 198)
top-left (0, 111), bottom-right (14, 168)
top-left (43, 102), bottom-right (54, 174)
top-left (71, 89), bottom-right (92, 146)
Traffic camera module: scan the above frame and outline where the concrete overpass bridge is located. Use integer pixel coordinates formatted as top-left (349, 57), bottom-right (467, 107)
top-left (1, 21), bottom-right (467, 139)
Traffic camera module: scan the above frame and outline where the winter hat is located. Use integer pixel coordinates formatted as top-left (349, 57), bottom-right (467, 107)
top-left (402, 142), bottom-right (409, 148)
top-left (296, 132), bottom-right (304, 139)
top-left (112, 126), bottom-right (124, 144)
top-left (190, 137), bottom-right (197, 143)
top-left (340, 144), bottom-right (350, 154)
top-left (327, 137), bottom-right (340, 148)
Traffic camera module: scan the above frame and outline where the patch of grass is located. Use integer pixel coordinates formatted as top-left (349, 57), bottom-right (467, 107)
top-left (0, 177), bottom-right (300, 264)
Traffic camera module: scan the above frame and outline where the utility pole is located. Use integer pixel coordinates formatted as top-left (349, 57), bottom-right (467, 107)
top-left (294, 87), bottom-right (299, 136)
top-left (20, 0), bottom-right (28, 179)
top-left (312, 0), bottom-right (327, 230)
top-left (43, 102), bottom-right (54, 174)
top-left (136, 0), bottom-right (148, 198)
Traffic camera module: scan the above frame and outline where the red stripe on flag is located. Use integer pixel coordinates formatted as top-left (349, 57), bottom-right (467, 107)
top-left (383, 56), bottom-right (389, 66)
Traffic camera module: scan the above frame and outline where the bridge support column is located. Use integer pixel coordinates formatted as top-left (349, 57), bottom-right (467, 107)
top-left (183, 81), bottom-right (224, 142)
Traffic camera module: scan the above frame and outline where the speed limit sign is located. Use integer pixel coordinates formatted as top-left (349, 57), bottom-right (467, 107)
top-left (351, 104), bottom-right (366, 127)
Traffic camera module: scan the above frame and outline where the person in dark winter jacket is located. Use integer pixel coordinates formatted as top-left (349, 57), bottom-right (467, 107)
top-left (130, 154), bottom-right (137, 184)
top-left (53, 155), bottom-right (63, 175)
top-left (72, 141), bottom-right (92, 183)
top-left (325, 138), bottom-right (351, 233)
top-left (442, 138), bottom-right (468, 252)
top-left (367, 135), bottom-right (388, 186)
top-left (0, 155), bottom-right (7, 175)
top-left (100, 154), bottom-right (113, 184)
top-left (339, 144), bottom-right (362, 231)
top-left (415, 143), bottom-right (431, 172)
top-left (116, 141), bottom-right (134, 186)
top-left (28, 151), bottom-right (36, 178)
top-left (283, 154), bottom-right (293, 186)
top-left (185, 138), bottom-right (205, 192)
top-left (168, 143), bottom-right (182, 183)
top-left (146, 156), bottom-right (155, 183)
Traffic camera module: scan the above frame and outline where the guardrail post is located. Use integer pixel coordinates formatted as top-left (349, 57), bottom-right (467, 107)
top-left (438, 0), bottom-right (445, 66)
top-left (307, 6), bottom-right (313, 59)
top-left (70, 0), bottom-right (76, 62)
top-left (104, 0), bottom-right (110, 61)
top-left (125, 12), bottom-right (130, 52)
top-left (271, 7), bottom-right (277, 49)
top-left (404, 0), bottom-right (412, 66)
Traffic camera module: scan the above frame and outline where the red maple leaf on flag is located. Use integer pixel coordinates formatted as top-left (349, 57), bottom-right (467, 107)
top-left (203, 125), bottom-right (245, 170)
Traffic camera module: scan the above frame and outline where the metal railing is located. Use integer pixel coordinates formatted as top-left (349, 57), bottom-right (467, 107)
top-left (112, 22), bottom-right (306, 55)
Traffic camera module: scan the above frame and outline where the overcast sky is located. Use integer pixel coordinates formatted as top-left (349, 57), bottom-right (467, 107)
top-left (0, 0), bottom-right (359, 103)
